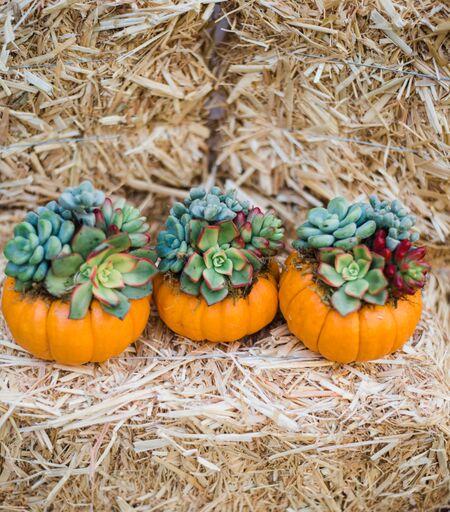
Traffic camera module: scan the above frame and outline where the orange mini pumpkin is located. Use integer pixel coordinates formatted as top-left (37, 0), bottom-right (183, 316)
top-left (154, 263), bottom-right (278, 342)
top-left (2, 277), bottom-right (150, 365)
top-left (279, 254), bottom-right (422, 363)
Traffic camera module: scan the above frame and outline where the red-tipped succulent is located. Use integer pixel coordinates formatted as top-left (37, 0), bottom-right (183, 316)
top-left (372, 230), bottom-right (429, 297)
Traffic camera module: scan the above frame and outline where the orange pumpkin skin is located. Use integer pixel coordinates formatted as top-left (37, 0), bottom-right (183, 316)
top-left (279, 253), bottom-right (422, 363)
top-left (1, 277), bottom-right (151, 365)
top-left (153, 266), bottom-right (279, 343)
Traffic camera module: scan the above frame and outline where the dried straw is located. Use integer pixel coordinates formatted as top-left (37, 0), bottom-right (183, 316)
top-left (0, 0), bottom-right (220, 210)
top-left (0, 1), bottom-right (449, 510)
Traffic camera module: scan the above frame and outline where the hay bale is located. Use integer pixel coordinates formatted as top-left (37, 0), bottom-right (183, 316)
top-left (0, 272), bottom-right (448, 510)
top-left (216, 0), bottom-right (449, 247)
top-left (0, 1), bottom-right (220, 210)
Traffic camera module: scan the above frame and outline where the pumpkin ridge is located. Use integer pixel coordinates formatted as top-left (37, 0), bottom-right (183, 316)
top-left (383, 306), bottom-right (397, 356)
top-left (45, 297), bottom-right (55, 361)
top-left (283, 275), bottom-right (312, 316)
top-left (86, 302), bottom-right (95, 362)
top-left (315, 308), bottom-right (332, 356)
top-left (246, 293), bottom-right (252, 335)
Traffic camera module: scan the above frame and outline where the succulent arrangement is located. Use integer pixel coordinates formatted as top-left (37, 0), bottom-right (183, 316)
top-left (157, 186), bottom-right (284, 305)
top-left (293, 194), bottom-right (430, 316)
top-left (4, 181), bottom-right (157, 319)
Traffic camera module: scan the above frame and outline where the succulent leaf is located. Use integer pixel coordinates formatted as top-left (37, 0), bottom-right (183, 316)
top-left (72, 227), bottom-right (106, 259)
top-left (197, 226), bottom-right (219, 251)
top-left (331, 287), bottom-right (361, 316)
top-left (69, 282), bottom-right (93, 319)
top-left (180, 272), bottom-right (202, 296)
top-left (52, 253), bottom-right (84, 277)
top-left (200, 282), bottom-right (228, 305)
top-left (230, 265), bottom-right (253, 288)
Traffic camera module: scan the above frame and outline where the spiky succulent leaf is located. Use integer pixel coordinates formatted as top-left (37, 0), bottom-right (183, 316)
top-left (373, 233), bottom-right (429, 297)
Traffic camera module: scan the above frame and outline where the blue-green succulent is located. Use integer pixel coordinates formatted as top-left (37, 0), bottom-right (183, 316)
top-left (170, 186), bottom-right (249, 223)
top-left (293, 196), bottom-right (376, 250)
top-left (358, 195), bottom-right (419, 250)
top-left (56, 180), bottom-right (105, 226)
top-left (156, 213), bottom-right (193, 273)
top-left (4, 210), bottom-right (75, 291)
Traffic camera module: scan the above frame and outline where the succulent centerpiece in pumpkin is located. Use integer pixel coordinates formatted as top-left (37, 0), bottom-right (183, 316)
top-left (2, 181), bottom-right (158, 365)
top-left (154, 186), bottom-right (284, 342)
top-left (280, 195), bottom-right (429, 363)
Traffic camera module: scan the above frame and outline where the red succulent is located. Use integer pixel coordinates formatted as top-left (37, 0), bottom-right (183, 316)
top-left (372, 230), bottom-right (429, 297)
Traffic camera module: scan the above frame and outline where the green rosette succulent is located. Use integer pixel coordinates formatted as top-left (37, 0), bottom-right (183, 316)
top-left (317, 245), bottom-right (388, 316)
top-left (170, 186), bottom-right (249, 222)
top-left (45, 227), bottom-right (157, 319)
top-left (293, 196), bottom-right (376, 251)
top-left (94, 197), bottom-right (150, 248)
top-left (4, 209), bottom-right (75, 291)
top-left (57, 180), bottom-right (105, 226)
top-left (359, 195), bottom-right (419, 250)
top-left (180, 222), bottom-right (253, 305)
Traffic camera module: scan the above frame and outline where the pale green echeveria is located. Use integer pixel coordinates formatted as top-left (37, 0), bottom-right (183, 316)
top-left (293, 196), bottom-right (376, 251)
top-left (170, 186), bottom-right (249, 223)
top-left (317, 245), bottom-right (388, 316)
top-left (56, 180), bottom-right (105, 226)
top-left (94, 197), bottom-right (150, 248)
top-left (45, 228), bottom-right (157, 319)
top-left (180, 222), bottom-right (253, 305)
top-left (4, 209), bottom-right (75, 291)
top-left (358, 194), bottom-right (419, 250)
